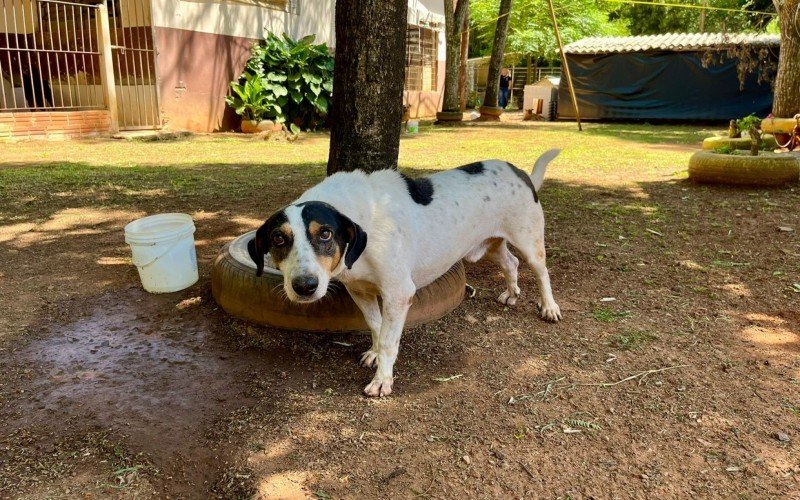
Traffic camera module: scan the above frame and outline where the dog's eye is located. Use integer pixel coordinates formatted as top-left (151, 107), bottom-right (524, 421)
top-left (272, 234), bottom-right (286, 247)
top-left (319, 229), bottom-right (332, 242)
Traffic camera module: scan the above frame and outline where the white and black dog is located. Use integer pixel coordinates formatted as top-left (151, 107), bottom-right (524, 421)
top-left (248, 149), bottom-right (562, 397)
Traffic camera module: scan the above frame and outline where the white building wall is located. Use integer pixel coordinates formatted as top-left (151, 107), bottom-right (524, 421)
top-left (150, 0), bottom-right (335, 45)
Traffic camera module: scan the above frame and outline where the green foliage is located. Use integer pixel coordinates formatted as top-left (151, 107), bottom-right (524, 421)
top-left (736, 114), bottom-right (763, 156)
top-left (736, 114), bottom-right (761, 132)
top-left (470, 0), bottom-right (627, 62)
top-left (227, 33), bottom-right (333, 130)
top-left (609, 0), bottom-right (775, 35)
top-left (226, 72), bottom-right (282, 122)
top-left (468, 0), bottom-right (775, 61)
top-left (592, 307), bottom-right (631, 322)
top-left (609, 330), bottom-right (658, 350)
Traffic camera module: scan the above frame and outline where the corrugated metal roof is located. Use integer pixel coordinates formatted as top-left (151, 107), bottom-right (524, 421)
top-left (564, 33), bottom-right (780, 55)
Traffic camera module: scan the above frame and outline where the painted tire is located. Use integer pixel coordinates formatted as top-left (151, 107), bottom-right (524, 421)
top-left (702, 135), bottom-right (777, 151)
top-left (761, 117), bottom-right (798, 135)
top-left (688, 151), bottom-right (800, 186)
top-left (211, 231), bottom-right (467, 332)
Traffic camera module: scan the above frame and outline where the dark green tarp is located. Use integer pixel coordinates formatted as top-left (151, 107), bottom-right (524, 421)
top-left (558, 51), bottom-right (776, 121)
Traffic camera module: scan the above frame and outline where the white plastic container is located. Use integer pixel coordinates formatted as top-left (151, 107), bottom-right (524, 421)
top-left (124, 213), bottom-right (198, 293)
top-left (406, 120), bottom-right (419, 133)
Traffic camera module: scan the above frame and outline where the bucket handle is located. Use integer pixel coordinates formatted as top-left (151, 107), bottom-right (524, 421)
top-left (131, 237), bottom-right (186, 269)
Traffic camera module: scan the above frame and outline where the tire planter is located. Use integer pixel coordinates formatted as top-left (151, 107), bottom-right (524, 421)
top-left (478, 105), bottom-right (503, 120)
top-left (212, 231), bottom-right (467, 332)
top-left (701, 135), bottom-right (777, 151)
top-left (688, 151), bottom-right (800, 186)
top-left (436, 111), bottom-right (464, 122)
top-left (761, 117), bottom-right (798, 135)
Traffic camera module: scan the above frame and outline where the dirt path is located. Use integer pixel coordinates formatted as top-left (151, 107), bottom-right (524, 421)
top-left (1, 129), bottom-right (799, 498)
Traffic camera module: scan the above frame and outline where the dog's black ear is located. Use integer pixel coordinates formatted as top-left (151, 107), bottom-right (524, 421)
top-left (247, 231), bottom-right (265, 277)
top-left (339, 214), bottom-right (367, 269)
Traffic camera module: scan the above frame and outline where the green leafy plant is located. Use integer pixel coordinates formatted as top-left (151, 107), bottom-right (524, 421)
top-left (227, 33), bottom-right (333, 130)
top-left (736, 114), bottom-right (763, 156)
top-left (225, 72), bottom-right (281, 122)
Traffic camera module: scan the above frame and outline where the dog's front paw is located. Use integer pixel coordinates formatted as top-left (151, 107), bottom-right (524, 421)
top-left (537, 302), bottom-right (562, 322)
top-left (497, 290), bottom-right (519, 306)
top-left (363, 376), bottom-right (393, 397)
top-left (359, 350), bottom-right (379, 369)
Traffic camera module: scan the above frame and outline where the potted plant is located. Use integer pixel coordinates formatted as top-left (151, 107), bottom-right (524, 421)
top-left (226, 72), bottom-right (283, 133)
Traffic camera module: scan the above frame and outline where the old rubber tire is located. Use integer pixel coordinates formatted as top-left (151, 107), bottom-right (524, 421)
top-left (761, 117), bottom-right (798, 135)
top-left (688, 151), bottom-right (800, 186)
top-left (436, 111), bottom-right (464, 122)
top-left (702, 135), bottom-right (777, 151)
top-left (212, 231), bottom-right (466, 332)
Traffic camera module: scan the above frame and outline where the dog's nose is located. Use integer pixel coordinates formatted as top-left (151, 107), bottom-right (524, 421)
top-left (291, 276), bottom-right (319, 297)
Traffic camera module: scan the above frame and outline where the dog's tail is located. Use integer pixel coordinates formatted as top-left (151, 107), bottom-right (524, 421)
top-left (530, 149), bottom-right (561, 192)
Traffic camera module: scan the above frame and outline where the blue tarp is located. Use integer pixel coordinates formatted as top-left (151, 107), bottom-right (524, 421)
top-left (557, 51), bottom-right (776, 121)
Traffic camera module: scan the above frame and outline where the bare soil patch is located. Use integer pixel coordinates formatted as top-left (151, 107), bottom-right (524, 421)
top-left (1, 124), bottom-right (798, 498)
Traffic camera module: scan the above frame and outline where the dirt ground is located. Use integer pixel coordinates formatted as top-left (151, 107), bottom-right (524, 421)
top-left (1, 118), bottom-right (799, 499)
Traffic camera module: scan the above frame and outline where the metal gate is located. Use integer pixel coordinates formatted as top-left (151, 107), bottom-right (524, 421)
top-left (107, 0), bottom-right (158, 129)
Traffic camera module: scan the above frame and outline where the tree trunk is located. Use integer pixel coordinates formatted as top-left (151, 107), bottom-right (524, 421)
top-left (440, 0), bottom-right (469, 115)
top-left (458, 3), bottom-right (470, 111)
top-left (327, 0), bottom-right (407, 174)
top-left (481, 0), bottom-right (513, 111)
top-left (773, 0), bottom-right (800, 117)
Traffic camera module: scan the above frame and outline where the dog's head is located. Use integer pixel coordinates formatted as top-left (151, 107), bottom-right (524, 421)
top-left (248, 201), bottom-right (367, 303)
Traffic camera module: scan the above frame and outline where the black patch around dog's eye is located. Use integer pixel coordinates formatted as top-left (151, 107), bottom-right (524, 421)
top-left (400, 174), bottom-right (434, 206)
top-left (457, 161), bottom-right (485, 175)
top-left (298, 201), bottom-right (368, 268)
top-left (507, 162), bottom-right (539, 203)
top-left (251, 209), bottom-right (289, 276)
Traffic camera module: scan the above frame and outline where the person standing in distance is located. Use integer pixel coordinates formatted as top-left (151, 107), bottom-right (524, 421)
top-left (499, 68), bottom-right (512, 109)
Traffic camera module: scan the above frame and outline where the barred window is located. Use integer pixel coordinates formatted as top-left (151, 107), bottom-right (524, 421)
top-left (404, 25), bottom-right (437, 92)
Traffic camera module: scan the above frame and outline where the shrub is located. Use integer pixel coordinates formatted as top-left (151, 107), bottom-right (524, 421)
top-left (736, 114), bottom-right (763, 156)
top-left (227, 33), bottom-right (334, 130)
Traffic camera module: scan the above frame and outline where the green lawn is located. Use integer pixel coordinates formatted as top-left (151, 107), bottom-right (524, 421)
top-left (0, 121), bottom-right (717, 222)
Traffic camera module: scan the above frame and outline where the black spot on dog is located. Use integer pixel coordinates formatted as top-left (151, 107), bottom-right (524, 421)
top-left (507, 163), bottom-right (539, 203)
top-left (483, 195), bottom-right (491, 202)
top-left (492, 170), bottom-right (499, 176)
top-left (457, 161), bottom-right (485, 175)
top-left (400, 174), bottom-right (434, 206)
top-left (492, 181), bottom-right (498, 187)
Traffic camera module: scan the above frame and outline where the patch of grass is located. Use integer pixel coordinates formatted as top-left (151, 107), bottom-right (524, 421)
top-left (609, 330), bottom-right (658, 350)
top-left (592, 307), bottom-right (632, 323)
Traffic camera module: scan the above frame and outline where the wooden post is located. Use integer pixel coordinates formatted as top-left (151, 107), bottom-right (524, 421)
top-left (546, 0), bottom-right (581, 131)
top-left (98, 1), bottom-right (119, 133)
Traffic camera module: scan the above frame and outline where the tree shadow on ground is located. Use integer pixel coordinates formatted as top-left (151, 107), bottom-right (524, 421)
top-left (1, 164), bottom-right (799, 498)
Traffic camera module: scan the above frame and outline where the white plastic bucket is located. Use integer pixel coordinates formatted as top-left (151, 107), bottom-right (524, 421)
top-left (124, 213), bottom-right (198, 293)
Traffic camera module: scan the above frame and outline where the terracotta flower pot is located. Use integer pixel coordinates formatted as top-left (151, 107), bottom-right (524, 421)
top-left (241, 119), bottom-right (283, 134)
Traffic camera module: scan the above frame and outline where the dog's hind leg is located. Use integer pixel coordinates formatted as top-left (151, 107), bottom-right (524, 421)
top-left (347, 288), bottom-right (382, 369)
top-left (485, 239), bottom-right (521, 306)
top-left (508, 233), bottom-right (561, 322)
